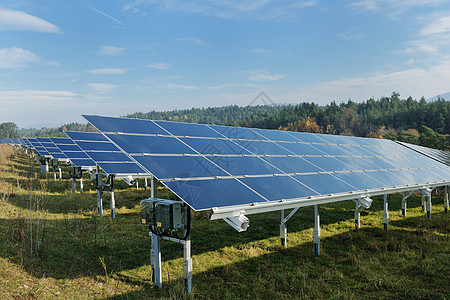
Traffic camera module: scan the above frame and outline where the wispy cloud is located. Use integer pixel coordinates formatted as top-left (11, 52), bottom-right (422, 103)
top-left (86, 83), bottom-right (116, 94)
top-left (147, 63), bottom-right (169, 69)
top-left (244, 69), bottom-right (288, 82)
top-left (289, 60), bottom-right (450, 103)
top-left (350, 0), bottom-right (446, 16)
top-left (0, 90), bottom-right (77, 104)
top-left (176, 37), bottom-right (208, 46)
top-left (209, 83), bottom-right (261, 89)
top-left (0, 8), bottom-right (62, 33)
top-left (335, 31), bottom-right (365, 40)
top-left (402, 13), bottom-right (450, 55)
top-left (97, 46), bottom-right (126, 56)
top-left (124, 0), bottom-right (317, 21)
top-left (0, 47), bottom-right (40, 69)
top-left (251, 48), bottom-right (271, 54)
top-left (161, 83), bottom-right (200, 90)
top-left (87, 68), bottom-right (128, 75)
top-left (77, 0), bottom-right (126, 28)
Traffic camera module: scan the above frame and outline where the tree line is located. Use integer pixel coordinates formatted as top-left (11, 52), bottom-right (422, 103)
top-left (1, 93), bottom-right (448, 150)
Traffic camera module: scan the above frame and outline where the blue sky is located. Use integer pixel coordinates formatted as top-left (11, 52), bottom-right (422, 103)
top-left (1, 0), bottom-right (450, 128)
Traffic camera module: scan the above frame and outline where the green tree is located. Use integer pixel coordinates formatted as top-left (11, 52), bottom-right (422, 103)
top-left (0, 122), bottom-right (19, 138)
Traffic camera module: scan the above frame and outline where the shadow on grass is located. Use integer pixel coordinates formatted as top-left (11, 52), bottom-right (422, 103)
top-left (102, 221), bottom-right (450, 299)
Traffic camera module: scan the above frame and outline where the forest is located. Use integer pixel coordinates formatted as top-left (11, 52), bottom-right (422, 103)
top-left (1, 93), bottom-right (449, 150)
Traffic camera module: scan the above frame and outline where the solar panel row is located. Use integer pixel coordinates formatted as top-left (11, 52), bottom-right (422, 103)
top-left (82, 115), bottom-right (450, 211)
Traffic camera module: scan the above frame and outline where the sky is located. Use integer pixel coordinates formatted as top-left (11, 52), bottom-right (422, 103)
top-left (1, 0), bottom-right (450, 128)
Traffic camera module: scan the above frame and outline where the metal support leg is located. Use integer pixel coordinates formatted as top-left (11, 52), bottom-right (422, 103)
top-left (80, 178), bottom-right (84, 193)
top-left (313, 205), bottom-right (320, 256)
top-left (136, 180), bottom-right (139, 190)
top-left (151, 176), bottom-right (157, 198)
top-left (355, 205), bottom-right (360, 230)
top-left (110, 191), bottom-right (115, 219)
top-left (183, 237), bottom-right (192, 293)
top-left (151, 233), bottom-right (162, 289)
top-left (53, 168), bottom-right (57, 181)
top-left (383, 194), bottom-right (389, 231)
top-left (58, 167), bottom-right (62, 181)
top-left (144, 178), bottom-right (148, 191)
top-left (280, 210), bottom-right (287, 247)
top-left (421, 195), bottom-right (426, 212)
top-left (72, 178), bottom-right (76, 194)
top-left (445, 186), bottom-right (449, 214)
top-left (97, 190), bottom-right (103, 217)
top-left (402, 191), bottom-right (407, 217)
top-left (427, 194), bottom-right (432, 219)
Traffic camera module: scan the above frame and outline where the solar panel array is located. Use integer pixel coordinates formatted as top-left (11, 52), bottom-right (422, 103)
top-left (64, 131), bottom-right (147, 176)
top-left (82, 115), bottom-right (450, 211)
top-left (397, 141), bottom-right (450, 167)
top-left (48, 137), bottom-right (96, 168)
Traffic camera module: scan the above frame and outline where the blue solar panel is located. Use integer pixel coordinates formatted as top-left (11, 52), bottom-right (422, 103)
top-left (65, 131), bottom-right (147, 175)
top-left (51, 136), bottom-right (96, 167)
top-left (83, 115), bottom-right (450, 211)
top-left (397, 141), bottom-right (450, 167)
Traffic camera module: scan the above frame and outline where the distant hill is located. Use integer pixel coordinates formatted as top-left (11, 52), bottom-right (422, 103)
top-left (427, 92), bottom-right (450, 102)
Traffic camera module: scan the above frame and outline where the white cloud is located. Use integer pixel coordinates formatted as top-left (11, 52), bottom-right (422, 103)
top-left (87, 68), bottom-right (128, 75)
top-left (350, 0), bottom-right (446, 16)
top-left (97, 46), bottom-right (126, 56)
top-left (419, 15), bottom-right (450, 36)
top-left (335, 31), bottom-right (365, 40)
top-left (289, 60), bottom-right (450, 103)
top-left (209, 83), bottom-right (261, 89)
top-left (147, 63), bottom-right (169, 69)
top-left (86, 83), bottom-right (116, 94)
top-left (0, 90), bottom-right (77, 104)
top-left (162, 84), bottom-right (200, 90)
top-left (402, 13), bottom-right (450, 55)
top-left (176, 37), bottom-right (208, 46)
top-left (0, 8), bottom-right (62, 33)
top-left (251, 48), bottom-right (271, 54)
top-left (0, 47), bottom-right (40, 69)
top-left (244, 69), bottom-right (288, 82)
top-left (124, 0), bottom-right (317, 20)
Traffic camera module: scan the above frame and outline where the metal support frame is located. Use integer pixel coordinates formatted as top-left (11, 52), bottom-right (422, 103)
top-left (150, 233), bottom-right (162, 289)
top-left (313, 205), bottom-right (320, 256)
top-left (402, 192), bottom-right (407, 216)
top-left (279, 207), bottom-right (301, 247)
top-left (72, 178), bottom-right (76, 194)
top-left (145, 177), bottom-right (148, 191)
top-left (96, 173), bottom-right (115, 218)
top-left (80, 178), bottom-right (84, 193)
top-left (136, 179), bottom-right (139, 190)
top-left (58, 166), bottom-right (62, 181)
top-left (151, 176), bottom-right (157, 198)
top-left (421, 195), bottom-right (426, 212)
top-left (427, 194), bottom-right (432, 219)
top-left (383, 194), bottom-right (389, 231)
top-left (444, 186), bottom-right (449, 214)
top-left (355, 204), bottom-right (360, 230)
top-left (280, 210), bottom-right (287, 248)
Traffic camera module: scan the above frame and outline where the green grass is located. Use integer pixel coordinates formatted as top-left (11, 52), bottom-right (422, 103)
top-left (0, 146), bottom-right (449, 299)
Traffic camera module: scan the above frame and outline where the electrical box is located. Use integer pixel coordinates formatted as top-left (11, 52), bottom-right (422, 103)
top-left (40, 164), bottom-right (49, 174)
top-left (68, 166), bottom-right (82, 179)
top-left (141, 198), bottom-right (184, 231)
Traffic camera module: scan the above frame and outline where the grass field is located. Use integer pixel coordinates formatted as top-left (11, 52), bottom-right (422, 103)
top-left (0, 145), bottom-right (449, 299)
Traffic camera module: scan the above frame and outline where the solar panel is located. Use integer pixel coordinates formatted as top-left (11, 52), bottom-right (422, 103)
top-left (36, 137), bottom-right (68, 160)
top-left (28, 138), bottom-right (51, 157)
top-left (82, 115), bottom-right (450, 212)
top-left (64, 131), bottom-right (147, 176)
top-left (50, 137), bottom-right (96, 168)
top-left (397, 141), bottom-right (450, 167)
